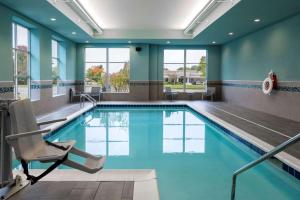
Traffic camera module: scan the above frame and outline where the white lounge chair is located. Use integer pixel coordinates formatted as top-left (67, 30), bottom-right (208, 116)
top-left (89, 86), bottom-right (101, 101)
top-left (203, 87), bottom-right (216, 101)
top-left (6, 99), bottom-right (105, 185)
top-left (165, 87), bottom-right (178, 100)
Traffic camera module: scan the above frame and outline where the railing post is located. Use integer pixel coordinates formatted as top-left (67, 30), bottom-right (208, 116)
top-left (231, 174), bottom-right (237, 200)
top-left (230, 133), bottom-right (300, 199)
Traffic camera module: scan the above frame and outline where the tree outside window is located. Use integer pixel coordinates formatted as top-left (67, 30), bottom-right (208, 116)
top-left (12, 23), bottom-right (31, 100)
top-left (85, 48), bottom-right (130, 93)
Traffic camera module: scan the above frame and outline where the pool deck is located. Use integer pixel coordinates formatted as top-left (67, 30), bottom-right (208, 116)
top-left (9, 181), bottom-right (134, 200)
top-left (191, 101), bottom-right (300, 158)
top-left (12, 169), bottom-right (159, 200)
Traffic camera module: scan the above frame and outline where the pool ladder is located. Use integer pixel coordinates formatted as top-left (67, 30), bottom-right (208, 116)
top-left (231, 133), bottom-right (300, 199)
top-left (80, 93), bottom-right (97, 107)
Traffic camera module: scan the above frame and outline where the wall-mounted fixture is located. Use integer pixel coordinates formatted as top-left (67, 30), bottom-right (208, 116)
top-left (135, 47), bottom-right (142, 52)
top-left (48, 0), bottom-right (103, 37)
top-left (69, 0), bottom-right (103, 34)
top-left (184, 0), bottom-right (240, 36)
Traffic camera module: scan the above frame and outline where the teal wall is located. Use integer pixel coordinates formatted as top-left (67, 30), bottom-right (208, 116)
top-left (0, 5), bottom-right (13, 81)
top-left (0, 4), bottom-right (76, 82)
top-left (221, 13), bottom-right (300, 81)
top-left (76, 43), bottom-right (221, 82)
top-left (130, 44), bottom-right (150, 81)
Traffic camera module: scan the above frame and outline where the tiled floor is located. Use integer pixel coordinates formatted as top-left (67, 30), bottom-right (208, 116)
top-left (191, 101), bottom-right (300, 160)
top-left (9, 181), bottom-right (134, 200)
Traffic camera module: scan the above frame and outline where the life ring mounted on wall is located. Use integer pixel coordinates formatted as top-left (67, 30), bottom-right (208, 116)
top-left (262, 70), bottom-right (277, 95)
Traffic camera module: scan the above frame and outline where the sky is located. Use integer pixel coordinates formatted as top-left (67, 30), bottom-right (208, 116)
top-left (14, 24), bottom-right (29, 48)
top-left (85, 48), bottom-right (130, 73)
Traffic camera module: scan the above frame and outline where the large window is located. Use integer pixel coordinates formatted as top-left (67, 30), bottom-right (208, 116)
top-left (51, 40), bottom-right (64, 96)
top-left (12, 23), bottom-right (30, 99)
top-left (164, 49), bottom-right (207, 92)
top-left (85, 48), bottom-right (130, 93)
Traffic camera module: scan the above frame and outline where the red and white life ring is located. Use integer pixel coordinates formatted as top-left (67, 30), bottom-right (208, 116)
top-left (262, 71), bottom-right (277, 95)
top-left (262, 77), bottom-right (273, 95)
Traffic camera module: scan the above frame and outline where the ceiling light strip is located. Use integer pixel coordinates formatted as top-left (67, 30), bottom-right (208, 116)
top-left (71, 0), bottom-right (103, 34)
top-left (184, 0), bottom-right (218, 35)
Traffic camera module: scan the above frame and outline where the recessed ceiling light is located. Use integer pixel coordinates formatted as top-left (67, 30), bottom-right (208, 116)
top-left (254, 18), bottom-right (261, 22)
top-left (166, 41), bottom-right (171, 44)
top-left (228, 32), bottom-right (234, 36)
top-left (128, 41), bottom-right (132, 44)
top-left (72, 32), bottom-right (76, 35)
top-left (212, 41), bottom-right (216, 44)
top-left (85, 40), bottom-right (89, 43)
top-left (50, 18), bottom-right (56, 21)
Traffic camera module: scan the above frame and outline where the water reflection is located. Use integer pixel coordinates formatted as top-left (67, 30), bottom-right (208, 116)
top-left (85, 111), bottom-right (129, 156)
top-left (83, 109), bottom-right (205, 156)
top-left (163, 110), bottom-right (205, 153)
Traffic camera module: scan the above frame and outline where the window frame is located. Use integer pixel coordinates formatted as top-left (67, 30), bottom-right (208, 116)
top-left (12, 22), bottom-right (31, 100)
top-left (163, 48), bottom-right (207, 93)
top-left (51, 39), bottom-right (64, 96)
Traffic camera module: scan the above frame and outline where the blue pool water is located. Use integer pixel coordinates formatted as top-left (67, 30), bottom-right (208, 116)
top-left (28, 106), bottom-right (300, 200)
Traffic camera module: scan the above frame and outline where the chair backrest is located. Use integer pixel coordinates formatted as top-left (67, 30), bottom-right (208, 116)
top-left (207, 87), bottom-right (216, 95)
top-left (165, 87), bottom-right (172, 93)
top-left (9, 99), bottom-right (44, 160)
top-left (91, 87), bottom-right (101, 94)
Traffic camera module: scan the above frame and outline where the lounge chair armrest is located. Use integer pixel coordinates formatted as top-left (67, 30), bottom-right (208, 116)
top-left (6, 129), bottom-right (51, 141)
top-left (37, 118), bottom-right (67, 126)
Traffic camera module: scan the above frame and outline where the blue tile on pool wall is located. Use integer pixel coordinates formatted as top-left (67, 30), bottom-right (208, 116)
top-left (295, 170), bottom-right (300, 179)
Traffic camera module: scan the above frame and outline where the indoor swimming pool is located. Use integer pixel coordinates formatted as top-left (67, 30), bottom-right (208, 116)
top-left (25, 106), bottom-right (300, 200)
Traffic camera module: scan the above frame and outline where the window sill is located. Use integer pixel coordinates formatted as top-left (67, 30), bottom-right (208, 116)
top-left (52, 94), bottom-right (66, 97)
top-left (163, 91), bottom-right (206, 94)
top-left (101, 92), bottom-right (130, 94)
top-left (30, 99), bottom-right (40, 102)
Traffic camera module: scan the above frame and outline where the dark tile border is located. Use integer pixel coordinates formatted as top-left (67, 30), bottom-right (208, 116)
top-left (187, 106), bottom-right (300, 180)
top-left (43, 104), bottom-right (300, 180)
top-left (0, 87), bottom-right (14, 94)
top-left (211, 81), bottom-right (300, 93)
top-left (30, 82), bottom-right (83, 90)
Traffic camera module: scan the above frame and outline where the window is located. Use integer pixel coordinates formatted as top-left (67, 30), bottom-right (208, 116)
top-left (164, 49), bottom-right (207, 93)
top-left (12, 23), bottom-right (30, 99)
top-left (51, 40), bottom-right (64, 96)
top-left (85, 48), bottom-right (130, 93)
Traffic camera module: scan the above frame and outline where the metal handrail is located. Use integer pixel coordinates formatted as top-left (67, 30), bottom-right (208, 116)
top-left (231, 133), bottom-right (300, 200)
top-left (80, 94), bottom-right (97, 107)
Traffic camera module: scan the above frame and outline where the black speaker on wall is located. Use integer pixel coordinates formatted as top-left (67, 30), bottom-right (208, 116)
top-left (135, 47), bottom-right (142, 52)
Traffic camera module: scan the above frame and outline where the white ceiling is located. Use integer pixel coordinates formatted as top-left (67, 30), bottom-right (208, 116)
top-left (48, 0), bottom-right (240, 39)
top-left (78, 0), bottom-right (210, 30)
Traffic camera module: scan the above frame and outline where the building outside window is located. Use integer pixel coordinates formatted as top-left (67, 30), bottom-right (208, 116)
top-left (51, 40), bottom-right (64, 96)
top-left (85, 48), bottom-right (130, 93)
top-left (12, 23), bottom-right (31, 99)
top-left (164, 49), bottom-right (207, 92)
